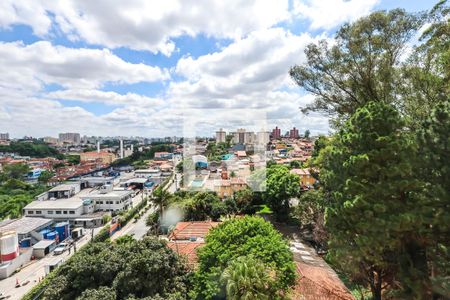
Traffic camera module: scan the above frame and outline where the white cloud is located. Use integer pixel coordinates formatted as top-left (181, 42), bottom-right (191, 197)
top-left (0, 41), bottom-right (168, 92)
top-left (47, 89), bottom-right (165, 107)
top-left (0, 1), bottom-right (51, 36)
top-left (1, 0), bottom-right (290, 55)
top-left (171, 28), bottom-right (319, 101)
top-left (292, 0), bottom-right (379, 30)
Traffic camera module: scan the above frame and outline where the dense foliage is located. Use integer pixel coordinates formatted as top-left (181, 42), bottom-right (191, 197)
top-left (112, 144), bottom-right (174, 166)
top-left (41, 237), bottom-right (190, 300)
top-left (0, 163), bottom-right (49, 219)
top-left (0, 140), bottom-right (63, 158)
top-left (290, 3), bottom-right (449, 298)
top-left (265, 165), bottom-right (300, 221)
top-left (191, 216), bottom-right (296, 299)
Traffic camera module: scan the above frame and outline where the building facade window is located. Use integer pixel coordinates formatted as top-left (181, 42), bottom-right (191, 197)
top-left (48, 210), bottom-right (53, 214)
top-left (28, 210), bottom-right (34, 214)
top-left (56, 211), bottom-right (62, 214)
top-left (69, 211), bottom-right (75, 214)
top-left (35, 210), bottom-right (42, 214)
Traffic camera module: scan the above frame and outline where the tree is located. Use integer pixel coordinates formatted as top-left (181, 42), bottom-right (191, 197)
top-left (42, 238), bottom-right (189, 300)
top-left (265, 165), bottom-right (300, 221)
top-left (304, 129), bottom-right (310, 139)
top-left (2, 163), bottom-right (30, 179)
top-left (182, 192), bottom-right (221, 221)
top-left (233, 188), bottom-right (254, 214)
top-left (38, 170), bottom-right (54, 184)
top-left (319, 102), bottom-right (423, 299)
top-left (289, 160), bottom-right (302, 169)
top-left (77, 286), bottom-right (116, 300)
top-left (152, 187), bottom-right (171, 216)
top-left (220, 256), bottom-right (277, 300)
top-left (413, 101), bottom-right (450, 298)
top-left (290, 9), bottom-right (422, 123)
top-left (191, 216), bottom-right (296, 299)
top-left (292, 189), bottom-right (328, 251)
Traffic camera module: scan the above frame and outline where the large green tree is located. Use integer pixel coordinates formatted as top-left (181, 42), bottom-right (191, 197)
top-left (289, 9), bottom-right (423, 124)
top-left (319, 101), bottom-right (424, 299)
top-left (191, 216), bottom-right (296, 299)
top-left (265, 165), bottom-right (300, 221)
top-left (413, 101), bottom-right (450, 297)
top-left (42, 237), bottom-right (189, 300)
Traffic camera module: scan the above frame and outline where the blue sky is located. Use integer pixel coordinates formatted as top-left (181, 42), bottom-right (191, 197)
top-left (0, 0), bottom-right (432, 138)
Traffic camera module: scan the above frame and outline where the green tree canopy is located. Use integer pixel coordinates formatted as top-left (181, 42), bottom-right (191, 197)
top-left (319, 101), bottom-right (429, 299)
top-left (42, 238), bottom-right (189, 300)
top-left (265, 165), bottom-right (300, 221)
top-left (191, 216), bottom-right (296, 299)
top-left (289, 9), bottom-right (423, 123)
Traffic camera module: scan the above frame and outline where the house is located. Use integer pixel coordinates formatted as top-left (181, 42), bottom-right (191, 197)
top-left (166, 241), bottom-right (204, 269)
top-left (168, 221), bottom-right (220, 241)
top-left (290, 168), bottom-right (316, 188)
top-left (214, 179), bottom-right (231, 198)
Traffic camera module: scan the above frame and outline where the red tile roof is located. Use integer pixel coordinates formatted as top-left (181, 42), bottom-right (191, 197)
top-left (166, 241), bottom-right (204, 268)
top-left (292, 262), bottom-right (355, 300)
top-left (168, 221), bottom-right (220, 240)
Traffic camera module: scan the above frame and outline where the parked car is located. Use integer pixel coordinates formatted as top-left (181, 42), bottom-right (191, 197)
top-left (53, 242), bottom-right (69, 255)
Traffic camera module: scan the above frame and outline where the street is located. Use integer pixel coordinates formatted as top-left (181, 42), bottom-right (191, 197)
top-left (0, 162), bottom-right (179, 299)
top-left (0, 227), bottom-right (102, 300)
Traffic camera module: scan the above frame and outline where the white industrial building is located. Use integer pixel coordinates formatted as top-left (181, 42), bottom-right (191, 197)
top-left (36, 183), bottom-right (81, 201)
top-left (81, 189), bottom-right (133, 212)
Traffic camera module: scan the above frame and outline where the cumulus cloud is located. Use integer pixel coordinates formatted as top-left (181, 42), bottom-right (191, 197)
top-left (292, 0), bottom-right (380, 30)
top-left (1, 0), bottom-right (290, 55)
top-left (0, 1), bottom-right (345, 137)
top-left (47, 89), bottom-right (165, 107)
top-left (0, 41), bottom-right (168, 92)
top-left (171, 28), bottom-right (319, 102)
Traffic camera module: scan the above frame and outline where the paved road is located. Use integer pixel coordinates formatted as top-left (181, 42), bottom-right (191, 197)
top-left (0, 227), bottom-right (102, 300)
top-left (111, 205), bottom-right (156, 241)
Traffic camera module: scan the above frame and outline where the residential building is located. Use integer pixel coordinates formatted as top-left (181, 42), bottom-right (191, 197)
top-left (0, 133), bottom-right (9, 141)
top-left (168, 221), bottom-right (220, 241)
top-left (215, 128), bottom-right (226, 143)
top-left (231, 128), bottom-right (255, 145)
top-left (257, 130), bottom-right (270, 145)
top-left (58, 132), bottom-right (81, 144)
top-left (214, 178), bottom-right (247, 198)
top-left (79, 151), bottom-right (116, 164)
top-left (271, 126), bottom-right (281, 139)
top-left (290, 168), bottom-right (316, 188)
top-left (289, 127), bottom-right (299, 139)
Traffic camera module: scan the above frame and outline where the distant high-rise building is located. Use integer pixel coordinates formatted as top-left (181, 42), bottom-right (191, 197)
top-left (289, 127), bottom-right (299, 139)
top-left (216, 128), bottom-right (226, 143)
top-left (231, 128), bottom-right (255, 145)
top-left (59, 132), bottom-right (81, 144)
top-left (0, 133), bottom-right (9, 141)
top-left (257, 130), bottom-right (270, 145)
top-left (271, 127), bottom-right (281, 139)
